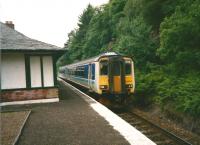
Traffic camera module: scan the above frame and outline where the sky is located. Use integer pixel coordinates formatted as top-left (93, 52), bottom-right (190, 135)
top-left (0, 0), bottom-right (108, 47)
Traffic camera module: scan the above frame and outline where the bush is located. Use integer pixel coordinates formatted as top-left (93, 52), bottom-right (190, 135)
top-left (133, 67), bottom-right (165, 106)
top-left (134, 67), bottom-right (200, 118)
top-left (156, 73), bottom-right (200, 118)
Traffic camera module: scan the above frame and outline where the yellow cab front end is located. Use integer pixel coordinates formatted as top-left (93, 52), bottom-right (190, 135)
top-left (98, 57), bottom-right (110, 94)
top-left (98, 56), bottom-right (135, 98)
top-left (124, 57), bottom-right (135, 94)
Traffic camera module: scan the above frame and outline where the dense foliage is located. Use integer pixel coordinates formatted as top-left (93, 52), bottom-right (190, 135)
top-left (58, 0), bottom-right (200, 118)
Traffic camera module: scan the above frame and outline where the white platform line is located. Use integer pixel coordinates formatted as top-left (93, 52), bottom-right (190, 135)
top-left (0, 98), bottom-right (59, 107)
top-left (59, 78), bottom-right (156, 145)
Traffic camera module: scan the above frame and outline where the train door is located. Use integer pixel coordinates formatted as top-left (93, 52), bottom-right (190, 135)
top-left (109, 57), bottom-right (125, 94)
top-left (89, 63), bottom-right (95, 91)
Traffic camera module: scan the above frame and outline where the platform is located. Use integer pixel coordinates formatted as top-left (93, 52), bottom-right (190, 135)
top-left (2, 79), bottom-right (155, 145)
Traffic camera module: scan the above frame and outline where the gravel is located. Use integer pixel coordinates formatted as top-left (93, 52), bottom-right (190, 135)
top-left (131, 107), bottom-right (200, 145)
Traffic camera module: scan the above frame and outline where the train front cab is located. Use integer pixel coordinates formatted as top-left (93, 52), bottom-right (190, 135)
top-left (98, 56), bottom-right (135, 102)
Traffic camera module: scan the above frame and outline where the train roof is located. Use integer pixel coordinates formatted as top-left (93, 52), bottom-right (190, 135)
top-left (59, 52), bottom-right (133, 70)
top-left (63, 52), bottom-right (121, 68)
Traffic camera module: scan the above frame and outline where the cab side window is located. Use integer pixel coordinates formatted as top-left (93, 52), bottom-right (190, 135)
top-left (100, 61), bottom-right (108, 75)
top-left (125, 62), bottom-right (132, 75)
top-left (92, 64), bottom-right (95, 80)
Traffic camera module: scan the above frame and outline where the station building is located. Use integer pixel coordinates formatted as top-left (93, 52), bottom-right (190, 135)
top-left (0, 21), bottom-right (64, 105)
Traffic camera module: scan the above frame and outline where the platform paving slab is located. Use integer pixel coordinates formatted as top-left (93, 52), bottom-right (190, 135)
top-left (2, 80), bottom-right (130, 145)
top-left (1, 111), bottom-right (30, 145)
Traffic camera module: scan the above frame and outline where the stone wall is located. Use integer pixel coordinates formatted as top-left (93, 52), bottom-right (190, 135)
top-left (0, 88), bottom-right (58, 102)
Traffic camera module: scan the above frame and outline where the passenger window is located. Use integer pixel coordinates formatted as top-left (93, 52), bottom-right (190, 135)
top-left (125, 63), bottom-right (131, 75)
top-left (84, 65), bottom-right (89, 79)
top-left (100, 61), bottom-right (108, 75)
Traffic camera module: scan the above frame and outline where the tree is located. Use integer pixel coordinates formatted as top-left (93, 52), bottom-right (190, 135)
top-left (158, 0), bottom-right (200, 72)
top-left (65, 4), bottom-right (96, 61)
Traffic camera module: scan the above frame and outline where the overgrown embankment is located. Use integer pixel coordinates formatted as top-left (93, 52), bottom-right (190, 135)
top-left (58, 0), bottom-right (200, 133)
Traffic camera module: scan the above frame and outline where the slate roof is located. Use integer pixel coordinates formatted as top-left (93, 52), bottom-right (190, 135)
top-left (0, 22), bottom-right (64, 51)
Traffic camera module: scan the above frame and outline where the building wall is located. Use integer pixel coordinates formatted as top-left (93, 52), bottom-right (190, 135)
top-left (1, 53), bottom-right (26, 89)
top-left (1, 88), bottom-right (58, 102)
top-left (1, 53), bottom-right (58, 103)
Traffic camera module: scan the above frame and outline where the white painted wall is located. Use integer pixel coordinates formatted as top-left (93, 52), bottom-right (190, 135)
top-left (30, 56), bottom-right (42, 87)
top-left (43, 56), bottom-right (54, 87)
top-left (1, 53), bottom-right (26, 89)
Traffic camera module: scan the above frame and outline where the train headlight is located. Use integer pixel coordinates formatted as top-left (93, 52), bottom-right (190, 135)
top-left (126, 84), bottom-right (133, 88)
top-left (100, 85), bottom-right (108, 89)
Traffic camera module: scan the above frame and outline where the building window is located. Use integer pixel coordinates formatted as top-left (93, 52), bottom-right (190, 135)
top-left (29, 55), bottom-right (54, 88)
top-left (30, 56), bottom-right (42, 87)
top-left (43, 56), bottom-right (54, 87)
top-left (1, 53), bottom-right (26, 89)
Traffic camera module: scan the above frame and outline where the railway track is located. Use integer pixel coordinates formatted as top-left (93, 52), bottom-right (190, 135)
top-left (61, 78), bottom-right (194, 145)
top-left (112, 109), bottom-right (193, 145)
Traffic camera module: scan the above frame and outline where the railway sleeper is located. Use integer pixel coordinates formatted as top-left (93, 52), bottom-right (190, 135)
top-left (138, 125), bottom-right (151, 130)
top-left (129, 121), bottom-right (142, 126)
top-left (118, 113), bottom-right (132, 117)
top-left (146, 133), bottom-right (161, 138)
top-left (152, 135), bottom-right (173, 142)
top-left (124, 118), bottom-right (138, 122)
top-left (154, 139), bottom-right (176, 145)
top-left (140, 129), bottom-right (156, 136)
top-left (140, 130), bottom-right (154, 134)
top-left (119, 116), bottom-right (133, 120)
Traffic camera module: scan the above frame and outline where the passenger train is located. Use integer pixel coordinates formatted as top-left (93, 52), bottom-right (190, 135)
top-left (59, 52), bottom-right (135, 103)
